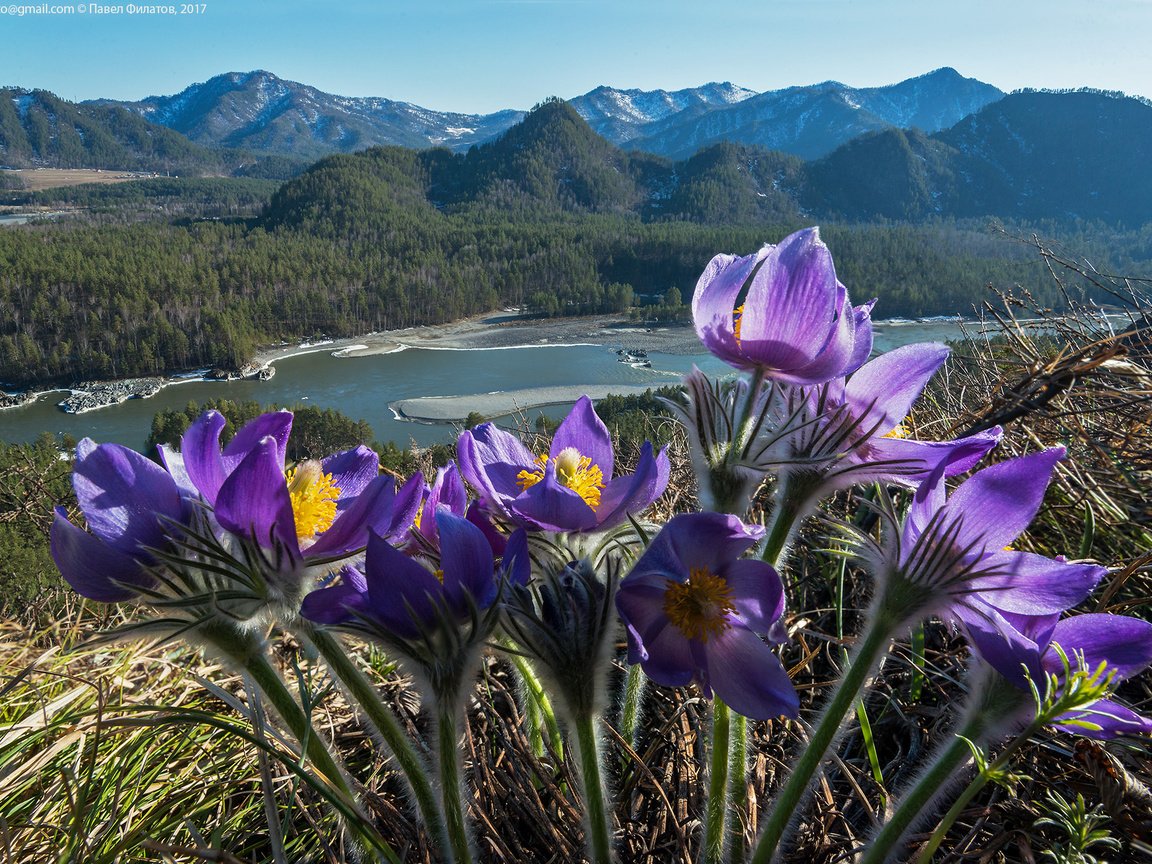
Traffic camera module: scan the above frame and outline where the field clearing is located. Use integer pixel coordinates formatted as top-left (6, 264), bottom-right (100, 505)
top-left (1, 168), bottom-right (164, 191)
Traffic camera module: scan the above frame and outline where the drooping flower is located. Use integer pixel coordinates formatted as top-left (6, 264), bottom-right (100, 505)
top-left (615, 512), bottom-right (799, 720)
top-left (50, 438), bottom-right (189, 602)
top-left (457, 396), bottom-right (670, 533)
top-left (692, 227), bottom-right (873, 385)
top-left (870, 448), bottom-right (1106, 635)
top-left (965, 611), bottom-right (1152, 739)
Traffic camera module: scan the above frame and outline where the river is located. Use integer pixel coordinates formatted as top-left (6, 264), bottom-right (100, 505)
top-left (0, 318), bottom-right (975, 451)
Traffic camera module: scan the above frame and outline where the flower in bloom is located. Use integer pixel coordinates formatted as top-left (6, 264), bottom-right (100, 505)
top-left (692, 227), bottom-right (874, 385)
top-left (615, 512), bottom-right (799, 720)
top-left (53, 410), bottom-right (423, 616)
top-left (301, 511), bottom-right (529, 640)
top-left (409, 461), bottom-right (469, 551)
top-left (883, 448), bottom-right (1106, 633)
top-left (457, 396), bottom-right (670, 533)
top-left (163, 410), bottom-right (422, 568)
top-left (779, 342), bottom-right (1002, 490)
top-left (50, 438), bottom-right (189, 602)
top-left (966, 611), bottom-right (1152, 738)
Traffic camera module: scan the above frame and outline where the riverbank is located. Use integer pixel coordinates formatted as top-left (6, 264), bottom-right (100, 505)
top-left (0, 312), bottom-right (697, 415)
top-left (250, 312), bottom-right (703, 367)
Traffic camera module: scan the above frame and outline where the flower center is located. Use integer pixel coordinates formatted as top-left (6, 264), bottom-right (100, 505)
top-left (516, 447), bottom-right (605, 510)
top-left (883, 423), bottom-right (909, 439)
top-left (286, 461), bottom-right (341, 541)
top-left (663, 568), bottom-right (737, 643)
top-left (733, 303), bottom-right (745, 343)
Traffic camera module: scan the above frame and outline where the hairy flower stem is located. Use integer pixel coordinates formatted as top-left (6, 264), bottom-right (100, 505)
top-left (860, 727), bottom-right (976, 864)
top-left (620, 662), bottom-right (647, 751)
top-left (573, 710), bottom-right (614, 864)
top-left (913, 722), bottom-right (1040, 864)
top-left (750, 613), bottom-right (896, 864)
top-left (437, 700), bottom-right (475, 864)
top-left (704, 698), bottom-right (732, 864)
top-left (301, 625), bottom-right (449, 856)
top-left (239, 647), bottom-right (400, 864)
top-left (728, 712), bottom-right (749, 864)
top-left (508, 648), bottom-right (564, 759)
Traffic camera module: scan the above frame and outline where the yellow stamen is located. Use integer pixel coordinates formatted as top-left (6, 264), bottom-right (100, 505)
top-left (883, 424), bottom-right (909, 440)
top-left (286, 461), bottom-right (341, 542)
top-left (516, 447), bottom-right (605, 510)
top-left (663, 568), bottom-right (736, 643)
top-left (733, 303), bottom-right (745, 343)
top-left (433, 568), bottom-right (444, 584)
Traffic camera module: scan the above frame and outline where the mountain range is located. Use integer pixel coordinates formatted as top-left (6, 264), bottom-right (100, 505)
top-left (89, 67), bottom-right (1001, 161)
top-left (3, 69), bottom-right (1151, 226)
top-left (263, 93), bottom-right (1152, 228)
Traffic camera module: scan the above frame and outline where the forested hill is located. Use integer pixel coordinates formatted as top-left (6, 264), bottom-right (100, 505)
top-left (3, 98), bottom-right (1152, 392)
top-left (264, 93), bottom-right (1152, 229)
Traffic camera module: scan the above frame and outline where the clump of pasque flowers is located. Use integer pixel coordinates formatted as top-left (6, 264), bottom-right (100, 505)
top-left (49, 225), bottom-right (1152, 864)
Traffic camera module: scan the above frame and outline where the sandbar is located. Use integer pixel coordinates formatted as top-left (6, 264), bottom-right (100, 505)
top-left (391, 384), bottom-right (662, 423)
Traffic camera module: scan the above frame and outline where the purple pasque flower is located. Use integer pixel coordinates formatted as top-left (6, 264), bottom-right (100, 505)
top-left (778, 342), bottom-right (1002, 491)
top-left (302, 511), bottom-right (529, 640)
top-left (966, 611), bottom-right (1152, 738)
top-left (615, 512), bottom-right (799, 720)
top-left (409, 461), bottom-right (468, 550)
top-left (51, 438), bottom-right (189, 602)
top-left (880, 448), bottom-right (1106, 634)
top-left (457, 395), bottom-right (670, 533)
top-left (692, 227), bottom-right (874, 385)
top-left (163, 410), bottom-right (422, 566)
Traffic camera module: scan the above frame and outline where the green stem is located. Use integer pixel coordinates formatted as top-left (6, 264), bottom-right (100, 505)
top-left (240, 648), bottom-right (400, 864)
top-left (728, 712), bottom-right (749, 864)
top-left (704, 698), bottom-right (732, 864)
top-left (750, 614), bottom-right (895, 864)
top-left (573, 710), bottom-right (614, 864)
top-left (859, 728), bottom-right (976, 864)
top-left (301, 625), bottom-right (448, 852)
top-left (437, 700), bottom-right (474, 864)
top-left (913, 723), bottom-right (1041, 864)
top-left (620, 662), bottom-right (647, 751)
top-left (508, 649), bottom-right (564, 758)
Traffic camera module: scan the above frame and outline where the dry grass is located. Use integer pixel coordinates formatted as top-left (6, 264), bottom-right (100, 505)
top-left (1, 168), bottom-right (163, 192)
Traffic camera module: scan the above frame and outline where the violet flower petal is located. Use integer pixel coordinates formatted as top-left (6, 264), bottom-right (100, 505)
top-left (322, 445), bottom-right (379, 503)
top-left (300, 567), bottom-right (369, 625)
top-left (305, 475), bottom-right (395, 558)
top-left (436, 510), bottom-right (498, 610)
top-left (1052, 699), bottom-right (1152, 739)
top-left (945, 448), bottom-right (1065, 551)
top-left (363, 531), bottom-right (444, 638)
top-left (214, 437), bottom-right (299, 555)
top-left (71, 439), bottom-right (184, 554)
top-left (627, 512), bottom-right (763, 581)
top-left (1043, 614), bottom-right (1152, 682)
top-left (222, 410), bottom-right (292, 475)
top-left (692, 249), bottom-right (767, 369)
top-left (50, 508), bottom-right (155, 602)
top-left (595, 442), bottom-right (670, 530)
top-left (845, 343), bottom-right (950, 437)
top-left (180, 410), bottom-right (229, 504)
top-left (506, 462), bottom-right (599, 532)
top-left (457, 422), bottom-right (537, 513)
top-left (721, 559), bottom-right (787, 637)
top-left (705, 627), bottom-right (800, 720)
top-left (551, 395), bottom-right (615, 480)
top-left (974, 552), bottom-right (1105, 616)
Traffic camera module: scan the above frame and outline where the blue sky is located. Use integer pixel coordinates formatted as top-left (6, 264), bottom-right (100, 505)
top-left (3, 0), bottom-right (1149, 112)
